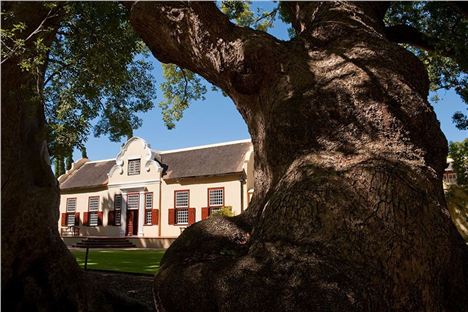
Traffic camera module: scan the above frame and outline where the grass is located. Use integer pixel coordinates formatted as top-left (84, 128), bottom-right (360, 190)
top-left (70, 248), bottom-right (166, 275)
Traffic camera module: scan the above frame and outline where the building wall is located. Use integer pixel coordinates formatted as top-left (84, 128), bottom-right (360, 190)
top-left (107, 137), bottom-right (162, 185)
top-left (58, 137), bottom-right (254, 243)
top-left (160, 175), bottom-right (245, 237)
top-left (59, 187), bottom-right (121, 237)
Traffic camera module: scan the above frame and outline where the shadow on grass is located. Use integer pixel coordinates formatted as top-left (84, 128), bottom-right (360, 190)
top-left (70, 249), bottom-right (165, 275)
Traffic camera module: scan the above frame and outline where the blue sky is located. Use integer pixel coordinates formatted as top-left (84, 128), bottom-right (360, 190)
top-left (73, 4), bottom-right (467, 161)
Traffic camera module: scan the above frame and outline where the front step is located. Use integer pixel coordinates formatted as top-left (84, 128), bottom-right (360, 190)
top-left (72, 237), bottom-right (136, 248)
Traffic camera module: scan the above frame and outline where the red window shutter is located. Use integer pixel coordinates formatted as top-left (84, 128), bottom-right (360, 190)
top-left (152, 209), bottom-right (159, 225)
top-left (61, 213), bottom-right (67, 226)
top-left (168, 208), bottom-right (175, 225)
top-left (83, 212), bottom-right (89, 226)
top-left (188, 208), bottom-right (196, 225)
top-left (108, 211), bottom-right (115, 226)
top-left (98, 212), bottom-right (103, 226)
top-left (74, 212), bottom-right (80, 226)
top-left (202, 207), bottom-right (209, 220)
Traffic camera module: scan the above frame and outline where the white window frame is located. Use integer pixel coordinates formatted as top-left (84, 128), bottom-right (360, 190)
top-left (114, 194), bottom-right (122, 226)
top-left (127, 193), bottom-right (140, 210)
top-left (145, 192), bottom-right (153, 225)
top-left (208, 188), bottom-right (224, 207)
top-left (175, 190), bottom-right (189, 225)
top-left (208, 188), bottom-right (224, 215)
top-left (66, 198), bottom-right (77, 226)
top-left (128, 159), bottom-right (141, 176)
top-left (88, 196), bottom-right (99, 226)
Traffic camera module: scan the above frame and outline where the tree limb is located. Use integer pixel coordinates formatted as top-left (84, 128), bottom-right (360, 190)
top-left (125, 1), bottom-right (282, 97)
top-left (1, 7), bottom-right (60, 65)
top-left (283, 2), bottom-right (390, 37)
top-left (385, 24), bottom-right (435, 52)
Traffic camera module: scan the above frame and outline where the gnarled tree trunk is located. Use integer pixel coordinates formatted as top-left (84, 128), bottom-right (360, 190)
top-left (1, 3), bottom-right (148, 311)
top-left (127, 2), bottom-right (468, 311)
top-left (1, 4), bottom-right (89, 310)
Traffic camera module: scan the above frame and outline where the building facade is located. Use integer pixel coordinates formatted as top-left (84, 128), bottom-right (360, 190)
top-left (58, 137), bottom-right (254, 247)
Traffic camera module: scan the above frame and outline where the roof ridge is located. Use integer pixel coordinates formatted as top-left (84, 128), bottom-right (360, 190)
top-left (86, 158), bottom-right (116, 164)
top-left (159, 139), bottom-right (251, 154)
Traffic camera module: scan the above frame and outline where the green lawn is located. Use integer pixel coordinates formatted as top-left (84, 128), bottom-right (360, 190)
top-left (70, 249), bottom-right (165, 275)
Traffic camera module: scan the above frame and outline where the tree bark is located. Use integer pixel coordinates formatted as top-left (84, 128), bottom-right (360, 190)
top-left (128, 2), bottom-right (468, 311)
top-left (1, 3), bottom-right (149, 311)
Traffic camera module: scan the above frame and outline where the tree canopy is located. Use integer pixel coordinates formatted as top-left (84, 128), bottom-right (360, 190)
top-left (156, 1), bottom-right (468, 131)
top-left (446, 139), bottom-right (468, 241)
top-left (449, 138), bottom-right (468, 185)
top-left (1, 1), bottom-right (466, 177)
top-left (2, 2), bottom-right (468, 310)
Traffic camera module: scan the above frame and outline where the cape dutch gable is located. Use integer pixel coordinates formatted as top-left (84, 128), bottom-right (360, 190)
top-left (58, 137), bottom-right (254, 247)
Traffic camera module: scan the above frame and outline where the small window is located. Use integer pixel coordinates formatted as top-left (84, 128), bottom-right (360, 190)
top-left (145, 192), bottom-right (153, 225)
top-left (114, 194), bottom-right (122, 226)
top-left (209, 188), bottom-right (224, 207)
top-left (128, 159), bottom-right (141, 176)
top-left (175, 191), bottom-right (189, 208)
top-left (88, 196), bottom-right (99, 226)
top-left (208, 188), bottom-right (224, 215)
top-left (127, 193), bottom-right (139, 210)
top-left (66, 198), bottom-right (77, 226)
top-left (175, 190), bottom-right (189, 224)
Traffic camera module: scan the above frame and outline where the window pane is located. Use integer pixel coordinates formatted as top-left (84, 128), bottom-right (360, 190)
top-left (145, 193), bottom-right (153, 209)
top-left (176, 209), bottom-right (188, 224)
top-left (128, 194), bottom-right (139, 210)
top-left (145, 210), bottom-right (152, 225)
top-left (67, 213), bottom-right (75, 226)
top-left (209, 189), bottom-right (224, 207)
top-left (66, 198), bottom-right (76, 212)
top-left (175, 191), bottom-right (189, 208)
top-left (128, 159), bottom-right (141, 175)
top-left (89, 212), bottom-right (98, 226)
top-left (114, 194), bottom-right (122, 210)
top-left (88, 197), bottom-right (99, 212)
top-left (115, 210), bottom-right (121, 226)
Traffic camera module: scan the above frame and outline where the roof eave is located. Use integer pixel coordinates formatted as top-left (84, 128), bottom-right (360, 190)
top-left (163, 171), bottom-right (244, 182)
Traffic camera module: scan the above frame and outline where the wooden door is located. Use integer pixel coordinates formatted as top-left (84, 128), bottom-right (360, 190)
top-left (126, 210), bottom-right (138, 236)
top-left (126, 211), bottom-right (133, 236)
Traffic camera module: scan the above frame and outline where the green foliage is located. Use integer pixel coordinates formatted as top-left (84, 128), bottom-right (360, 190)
top-left (42, 2), bottom-right (156, 160)
top-left (1, 7), bottom-right (52, 72)
top-left (445, 184), bottom-right (468, 242)
top-left (159, 64), bottom-right (206, 129)
top-left (211, 206), bottom-right (235, 218)
top-left (219, 1), bottom-right (278, 31)
top-left (385, 2), bottom-right (468, 129)
top-left (158, 1), bottom-right (281, 130)
top-left (81, 147), bottom-right (88, 159)
top-left (448, 139), bottom-right (468, 185)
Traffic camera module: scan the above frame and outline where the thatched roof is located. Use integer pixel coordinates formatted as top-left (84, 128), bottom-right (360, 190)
top-left (60, 160), bottom-right (115, 190)
top-left (59, 141), bottom-right (252, 189)
top-left (160, 142), bottom-right (251, 180)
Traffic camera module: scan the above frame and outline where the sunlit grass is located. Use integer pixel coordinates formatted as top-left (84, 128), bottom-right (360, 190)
top-left (70, 249), bottom-right (165, 275)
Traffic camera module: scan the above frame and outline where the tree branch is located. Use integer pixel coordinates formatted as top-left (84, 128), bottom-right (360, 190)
top-left (126, 1), bottom-right (282, 97)
top-left (385, 24), bottom-right (435, 52)
top-left (1, 7), bottom-right (60, 65)
top-left (179, 67), bottom-right (189, 103)
top-left (253, 8), bottom-right (278, 25)
top-left (283, 2), bottom-right (389, 37)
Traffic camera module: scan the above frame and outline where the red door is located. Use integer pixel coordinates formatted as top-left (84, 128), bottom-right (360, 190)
top-left (126, 211), bottom-right (138, 236)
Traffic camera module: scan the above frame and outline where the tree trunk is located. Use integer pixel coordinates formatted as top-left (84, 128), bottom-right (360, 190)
top-left (1, 3), bottom-right (149, 311)
top-left (128, 2), bottom-right (468, 311)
